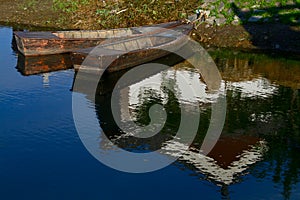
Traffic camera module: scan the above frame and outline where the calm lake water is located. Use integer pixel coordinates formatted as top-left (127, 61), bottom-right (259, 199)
top-left (1, 26), bottom-right (300, 199)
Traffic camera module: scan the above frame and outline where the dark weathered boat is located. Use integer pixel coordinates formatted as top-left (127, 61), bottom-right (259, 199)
top-left (16, 53), bottom-right (73, 75)
top-left (13, 21), bottom-right (185, 56)
top-left (71, 23), bottom-right (193, 73)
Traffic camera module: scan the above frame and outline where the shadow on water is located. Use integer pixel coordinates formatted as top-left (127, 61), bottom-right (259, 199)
top-left (231, 2), bottom-right (300, 54)
top-left (73, 51), bottom-right (300, 199)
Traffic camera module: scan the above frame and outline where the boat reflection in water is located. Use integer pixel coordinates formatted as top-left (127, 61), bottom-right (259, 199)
top-left (73, 51), bottom-right (300, 198)
top-left (16, 53), bottom-right (73, 76)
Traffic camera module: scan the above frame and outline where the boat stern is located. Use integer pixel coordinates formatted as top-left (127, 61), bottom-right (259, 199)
top-left (13, 32), bottom-right (26, 55)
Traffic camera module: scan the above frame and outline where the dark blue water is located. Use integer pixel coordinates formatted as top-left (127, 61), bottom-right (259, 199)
top-left (1, 26), bottom-right (300, 200)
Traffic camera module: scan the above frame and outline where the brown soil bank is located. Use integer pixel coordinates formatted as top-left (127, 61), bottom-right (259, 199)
top-left (0, 0), bottom-right (61, 29)
top-left (0, 0), bottom-right (299, 56)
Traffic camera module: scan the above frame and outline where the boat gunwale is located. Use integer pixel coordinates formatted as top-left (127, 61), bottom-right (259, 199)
top-left (73, 24), bottom-right (193, 56)
top-left (71, 24), bottom-right (193, 73)
top-left (85, 36), bottom-right (178, 56)
top-left (13, 20), bottom-right (183, 41)
top-left (13, 17), bottom-right (194, 56)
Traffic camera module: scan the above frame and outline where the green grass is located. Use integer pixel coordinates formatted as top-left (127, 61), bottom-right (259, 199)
top-left (20, 0), bottom-right (38, 10)
top-left (51, 0), bottom-right (300, 29)
top-left (53, 0), bottom-right (89, 13)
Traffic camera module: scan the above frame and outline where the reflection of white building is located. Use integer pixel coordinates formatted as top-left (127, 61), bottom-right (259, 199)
top-left (113, 67), bottom-right (270, 185)
top-left (226, 78), bottom-right (277, 98)
top-left (125, 70), bottom-right (277, 109)
top-left (162, 137), bottom-right (267, 185)
top-left (129, 69), bottom-right (223, 104)
top-left (117, 68), bottom-right (224, 122)
top-left (42, 73), bottom-right (50, 87)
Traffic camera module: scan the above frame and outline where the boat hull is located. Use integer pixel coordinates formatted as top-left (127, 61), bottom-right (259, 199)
top-left (71, 24), bottom-right (193, 73)
top-left (13, 21), bottom-right (183, 56)
top-left (14, 33), bottom-right (106, 56)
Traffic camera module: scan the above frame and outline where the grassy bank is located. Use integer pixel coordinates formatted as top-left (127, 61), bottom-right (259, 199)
top-left (52, 0), bottom-right (199, 29)
top-left (0, 0), bottom-right (299, 54)
top-left (1, 0), bottom-right (299, 30)
top-left (50, 0), bottom-right (300, 29)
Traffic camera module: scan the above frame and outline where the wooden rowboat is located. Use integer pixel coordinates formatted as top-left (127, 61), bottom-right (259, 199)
top-left (71, 24), bottom-right (193, 73)
top-left (13, 21), bottom-right (184, 56)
